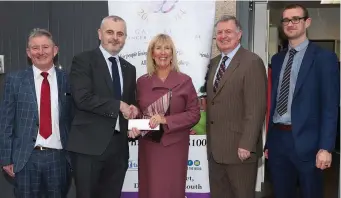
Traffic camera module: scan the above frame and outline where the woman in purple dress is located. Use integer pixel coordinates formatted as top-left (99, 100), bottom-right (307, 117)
top-left (129, 34), bottom-right (200, 198)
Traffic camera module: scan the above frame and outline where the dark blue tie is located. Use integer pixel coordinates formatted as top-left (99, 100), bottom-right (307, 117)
top-left (276, 48), bottom-right (297, 116)
top-left (108, 57), bottom-right (121, 100)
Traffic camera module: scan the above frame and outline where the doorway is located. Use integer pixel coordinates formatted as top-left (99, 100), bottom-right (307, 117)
top-left (252, 1), bottom-right (340, 198)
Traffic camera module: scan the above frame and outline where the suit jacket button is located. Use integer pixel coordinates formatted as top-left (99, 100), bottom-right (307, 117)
top-left (210, 121), bottom-right (214, 124)
top-left (32, 138), bottom-right (36, 142)
top-left (211, 102), bottom-right (214, 105)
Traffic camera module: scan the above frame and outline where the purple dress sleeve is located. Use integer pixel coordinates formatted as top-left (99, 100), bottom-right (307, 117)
top-left (164, 78), bottom-right (200, 134)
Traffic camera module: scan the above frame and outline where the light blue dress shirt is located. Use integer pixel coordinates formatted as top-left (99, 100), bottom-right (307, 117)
top-left (273, 39), bottom-right (309, 124)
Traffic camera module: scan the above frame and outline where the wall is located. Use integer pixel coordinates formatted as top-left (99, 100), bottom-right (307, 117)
top-left (212, 0), bottom-right (236, 57)
top-left (253, 2), bottom-right (269, 193)
top-left (0, 1), bottom-right (107, 97)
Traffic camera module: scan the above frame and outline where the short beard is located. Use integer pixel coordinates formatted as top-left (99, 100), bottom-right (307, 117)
top-left (286, 30), bottom-right (305, 40)
top-left (103, 43), bottom-right (125, 56)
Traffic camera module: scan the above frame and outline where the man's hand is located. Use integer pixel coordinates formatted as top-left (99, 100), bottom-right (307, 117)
top-left (264, 149), bottom-right (269, 159)
top-left (129, 105), bottom-right (139, 119)
top-left (120, 101), bottom-right (131, 119)
top-left (316, 149), bottom-right (332, 170)
top-left (2, 164), bottom-right (15, 177)
top-left (149, 114), bottom-right (166, 129)
top-left (238, 148), bottom-right (251, 161)
top-left (128, 127), bottom-right (141, 139)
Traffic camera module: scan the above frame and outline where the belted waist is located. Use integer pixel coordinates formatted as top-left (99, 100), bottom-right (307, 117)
top-left (34, 146), bottom-right (58, 151)
top-left (273, 123), bottom-right (292, 131)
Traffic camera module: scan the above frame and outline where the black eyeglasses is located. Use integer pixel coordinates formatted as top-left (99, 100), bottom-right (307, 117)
top-left (281, 16), bottom-right (307, 26)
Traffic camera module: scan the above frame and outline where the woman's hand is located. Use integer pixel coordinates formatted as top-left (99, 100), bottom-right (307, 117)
top-left (149, 114), bottom-right (166, 129)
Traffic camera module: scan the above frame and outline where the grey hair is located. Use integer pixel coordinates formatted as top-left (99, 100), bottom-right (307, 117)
top-left (26, 28), bottom-right (58, 65)
top-left (100, 15), bottom-right (127, 35)
top-left (27, 28), bottom-right (55, 47)
top-left (215, 15), bottom-right (242, 32)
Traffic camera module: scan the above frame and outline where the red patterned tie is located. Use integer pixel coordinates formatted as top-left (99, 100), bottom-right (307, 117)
top-left (39, 72), bottom-right (52, 139)
top-left (213, 56), bottom-right (228, 92)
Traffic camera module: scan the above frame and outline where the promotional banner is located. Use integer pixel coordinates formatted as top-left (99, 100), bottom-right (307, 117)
top-left (108, 1), bottom-right (216, 197)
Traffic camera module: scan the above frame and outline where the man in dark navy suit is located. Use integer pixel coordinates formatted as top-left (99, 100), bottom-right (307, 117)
top-left (265, 4), bottom-right (340, 198)
top-left (67, 15), bottom-right (137, 198)
top-left (0, 28), bottom-right (72, 198)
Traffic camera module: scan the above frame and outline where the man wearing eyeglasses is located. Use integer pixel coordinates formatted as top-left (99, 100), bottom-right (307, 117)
top-left (265, 4), bottom-right (340, 198)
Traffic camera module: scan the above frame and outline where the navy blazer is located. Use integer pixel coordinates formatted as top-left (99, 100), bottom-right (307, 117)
top-left (0, 66), bottom-right (73, 172)
top-left (266, 42), bottom-right (340, 160)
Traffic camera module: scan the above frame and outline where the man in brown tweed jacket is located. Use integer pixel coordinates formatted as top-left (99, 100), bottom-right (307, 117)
top-left (205, 15), bottom-right (267, 198)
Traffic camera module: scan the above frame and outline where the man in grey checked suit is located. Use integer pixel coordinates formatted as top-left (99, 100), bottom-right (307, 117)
top-left (0, 28), bottom-right (72, 198)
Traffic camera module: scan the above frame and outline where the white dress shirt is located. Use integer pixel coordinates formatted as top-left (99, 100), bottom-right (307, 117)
top-left (33, 65), bottom-right (62, 149)
top-left (213, 43), bottom-right (241, 83)
top-left (99, 45), bottom-right (123, 131)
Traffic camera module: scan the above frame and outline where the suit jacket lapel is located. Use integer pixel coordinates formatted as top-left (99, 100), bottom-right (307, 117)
top-left (271, 50), bottom-right (286, 110)
top-left (94, 48), bottom-right (114, 96)
top-left (293, 43), bottom-right (316, 98)
top-left (56, 67), bottom-right (63, 118)
top-left (119, 57), bottom-right (129, 100)
top-left (207, 55), bottom-right (221, 98)
top-left (55, 67), bottom-right (69, 144)
top-left (26, 67), bottom-right (39, 121)
top-left (212, 48), bottom-right (242, 99)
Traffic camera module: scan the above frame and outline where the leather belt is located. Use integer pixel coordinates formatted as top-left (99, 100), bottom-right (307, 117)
top-left (273, 123), bottom-right (292, 131)
top-left (34, 146), bottom-right (55, 151)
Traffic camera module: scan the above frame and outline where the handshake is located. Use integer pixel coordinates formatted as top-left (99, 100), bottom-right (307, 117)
top-left (120, 101), bottom-right (139, 119)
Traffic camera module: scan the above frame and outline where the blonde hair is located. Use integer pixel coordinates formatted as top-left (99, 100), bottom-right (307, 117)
top-left (146, 34), bottom-right (180, 76)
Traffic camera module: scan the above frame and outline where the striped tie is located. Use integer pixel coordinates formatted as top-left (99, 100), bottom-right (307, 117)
top-left (276, 48), bottom-right (297, 116)
top-left (213, 56), bottom-right (228, 92)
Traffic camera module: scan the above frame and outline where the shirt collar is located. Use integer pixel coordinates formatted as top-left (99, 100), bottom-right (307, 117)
top-left (289, 39), bottom-right (309, 52)
top-left (99, 45), bottom-right (119, 61)
top-left (221, 43), bottom-right (241, 60)
top-left (32, 65), bottom-right (55, 80)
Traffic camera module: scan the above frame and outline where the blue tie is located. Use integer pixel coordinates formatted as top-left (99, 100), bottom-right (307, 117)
top-left (108, 57), bottom-right (121, 100)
